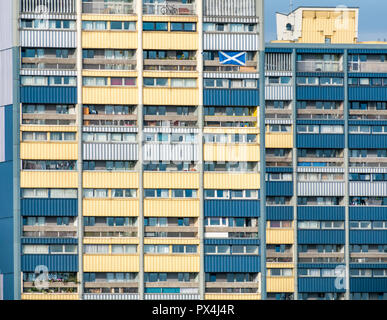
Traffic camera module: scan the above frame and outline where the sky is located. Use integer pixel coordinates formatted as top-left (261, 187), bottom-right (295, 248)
top-left (265, 0), bottom-right (387, 42)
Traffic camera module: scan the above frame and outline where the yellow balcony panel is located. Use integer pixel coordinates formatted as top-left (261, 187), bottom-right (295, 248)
top-left (21, 171), bottom-right (78, 188)
top-left (82, 31), bottom-right (138, 49)
top-left (20, 125), bottom-right (77, 132)
top-left (82, 70), bottom-right (138, 78)
top-left (143, 71), bottom-right (198, 79)
top-left (21, 293), bottom-right (79, 300)
top-left (265, 133), bottom-right (293, 148)
top-left (83, 87), bottom-right (138, 105)
top-left (266, 229), bottom-right (294, 244)
top-left (83, 238), bottom-right (139, 245)
top-left (144, 199), bottom-right (199, 217)
top-left (266, 263), bottom-right (294, 269)
top-left (144, 255), bottom-right (199, 272)
top-left (20, 143), bottom-right (78, 160)
top-left (142, 16), bottom-right (198, 23)
top-left (83, 172), bottom-right (139, 189)
top-left (143, 88), bottom-right (198, 106)
top-left (204, 173), bottom-right (260, 189)
top-left (82, 15), bottom-right (138, 21)
top-left (204, 294), bottom-right (261, 300)
top-left (144, 238), bottom-right (199, 245)
top-left (83, 199), bottom-right (139, 217)
top-left (143, 172), bottom-right (199, 189)
top-left (203, 128), bottom-right (259, 135)
top-left (204, 144), bottom-right (259, 162)
top-left (267, 277), bottom-right (295, 293)
top-left (143, 32), bottom-right (198, 50)
top-left (83, 255), bottom-right (140, 272)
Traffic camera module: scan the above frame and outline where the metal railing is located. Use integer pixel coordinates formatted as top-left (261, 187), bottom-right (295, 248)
top-left (82, 1), bottom-right (135, 14)
top-left (348, 61), bottom-right (387, 73)
top-left (297, 60), bottom-right (343, 72)
top-left (143, 2), bottom-right (196, 15)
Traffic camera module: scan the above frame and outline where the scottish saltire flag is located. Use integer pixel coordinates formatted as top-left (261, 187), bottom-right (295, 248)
top-left (219, 51), bottom-right (246, 66)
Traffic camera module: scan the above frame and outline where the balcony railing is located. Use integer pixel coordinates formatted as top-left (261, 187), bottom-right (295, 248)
top-left (143, 2), bottom-right (196, 15)
top-left (82, 1), bottom-right (135, 14)
top-left (297, 61), bottom-right (343, 72)
top-left (348, 61), bottom-right (387, 73)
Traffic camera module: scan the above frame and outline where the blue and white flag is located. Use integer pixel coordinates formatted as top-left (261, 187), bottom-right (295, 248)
top-left (219, 51), bottom-right (246, 66)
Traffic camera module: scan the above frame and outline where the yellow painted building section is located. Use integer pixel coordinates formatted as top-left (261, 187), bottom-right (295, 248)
top-left (144, 255), bottom-right (199, 272)
top-left (83, 172), bottom-right (139, 189)
top-left (205, 294), bottom-right (261, 300)
top-left (266, 229), bottom-right (294, 244)
top-left (82, 31), bottom-right (138, 49)
top-left (143, 71), bottom-right (198, 79)
top-left (204, 173), bottom-right (260, 189)
top-left (267, 263), bottom-right (294, 269)
top-left (20, 171), bottom-right (78, 188)
top-left (266, 277), bottom-right (295, 293)
top-left (143, 172), bottom-right (199, 189)
top-left (204, 144), bottom-right (260, 162)
top-left (82, 15), bottom-right (138, 22)
top-left (142, 16), bottom-right (198, 23)
top-left (83, 199), bottom-right (139, 217)
top-left (144, 199), bottom-right (199, 217)
top-left (83, 87), bottom-right (138, 105)
top-left (300, 10), bottom-right (358, 44)
top-left (143, 32), bottom-right (198, 50)
top-left (144, 239), bottom-right (199, 245)
top-left (21, 294), bottom-right (79, 300)
top-left (82, 70), bottom-right (138, 78)
top-left (83, 255), bottom-right (140, 272)
top-left (203, 128), bottom-right (259, 135)
top-left (20, 143), bottom-right (78, 160)
top-left (83, 238), bottom-right (139, 245)
top-left (20, 125), bottom-right (77, 132)
top-left (265, 133), bottom-right (293, 148)
top-left (143, 88), bottom-right (198, 106)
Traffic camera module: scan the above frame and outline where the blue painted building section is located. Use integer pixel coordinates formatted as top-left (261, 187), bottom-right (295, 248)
top-left (0, 105), bottom-right (13, 300)
top-left (297, 206), bottom-right (345, 221)
top-left (349, 207), bottom-right (387, 221)
top-left (20, 87), bottom-right (77, 104)
top-left (266, 206), bottom-right (293, 221)
top-left (204, 255), bottom-right (261, 273)
top-left (203, 89), bottom-right (259, 106)
top-left (298, 277), bottom-right (345, 293)
top-left (349, 134), bottom-right (387, 149)
top-left (21, 255), bottom-right (78, 272)
top-left (350, 230), bottom-right (387, 244)
top-left (296, 134), bottom-right (345, 149)
top-left (296, 86), bottom-right (344, 101)
top-left (266, 182), bottom-right (293, 197)
top-left (298, 230), bottom-right (345, 244)
top-left (204, 200), bottom-right (260, 217)
top-left (21, 199), bottom-right (78, 217)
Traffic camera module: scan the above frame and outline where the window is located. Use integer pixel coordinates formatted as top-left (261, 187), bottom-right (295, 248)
top-left (83, 77), bottom-right (108, 86)
top-left (171, 22), bottom-right (196, 32)
top-left (82, 21), bottom-right (107, 30)
top-left (171, 78), bottom-right (196, 88)
top-left (144, 78), bottom-right (168, 87)
top-left (143, 22), bottom-right (168, 31)
top-left (83, 189), bottom-right (108, 198)
top-left (111, 245), bottom-right (137, 254)
top-left (144, 189), bottom-right (169, 198)
top-left (110, 21), bottom-right (136, 31)
top-left (144, 245), bottom-right (170, 254)
top-left (84, 245), bottom-right (109, 254)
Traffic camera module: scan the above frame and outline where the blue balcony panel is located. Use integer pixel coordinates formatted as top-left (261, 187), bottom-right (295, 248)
top-left (266, 206), bottom-right (294, 221)
top-left (204, 255), bottom-right (260, 273)
top-left (297, 206), bottom-right (345, 221)
top-left (21, 254), bottom-right (78, 272)
top-left (21, 199), bottom-right (78, 217)
top-left (204, 200), bottom-right (260, 217)
top-left (298, 230), bottom-right (345, 244)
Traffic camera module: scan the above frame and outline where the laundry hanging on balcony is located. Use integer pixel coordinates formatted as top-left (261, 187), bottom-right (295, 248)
top-left (219, 51), bottom-right (247, 66)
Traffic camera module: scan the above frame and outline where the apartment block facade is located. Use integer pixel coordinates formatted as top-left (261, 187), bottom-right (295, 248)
top-left (0, 0), bottom-right (387, 301)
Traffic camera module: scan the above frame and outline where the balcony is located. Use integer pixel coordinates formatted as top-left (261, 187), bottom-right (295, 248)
top-left (82, 1), bottom-right (135, 14)
top-left (297, 61), bottom-right (343, 73)
top-left (144, 59), bottom-right (196, 72)
top-left (143, 2), bottom-right (196, 16)
top-left (348, 61), bottom-right (387, 73)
